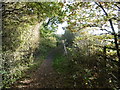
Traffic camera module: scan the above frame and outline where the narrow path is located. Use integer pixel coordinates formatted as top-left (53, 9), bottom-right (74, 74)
top-left (12, 48), bottom-right (64, 89)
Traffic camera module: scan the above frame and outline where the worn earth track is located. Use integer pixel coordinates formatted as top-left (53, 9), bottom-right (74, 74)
top-left (12, 48), bottom-right (64, 89)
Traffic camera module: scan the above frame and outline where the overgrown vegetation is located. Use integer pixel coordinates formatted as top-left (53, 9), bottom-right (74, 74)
top-left (1, 2), bottom-right (63, 88)
top-left (53, 34), bottom-right (119, 88)
top-left (1, 2), bottom-right (120, 89)
top-left (53, 3), bottom-right (119, 87)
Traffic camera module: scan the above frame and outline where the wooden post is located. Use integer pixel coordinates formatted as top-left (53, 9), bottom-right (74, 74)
top-left (62, 40), bottom-right (67, 56)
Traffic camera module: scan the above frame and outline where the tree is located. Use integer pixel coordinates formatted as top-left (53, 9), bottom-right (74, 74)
top-left (95, 1), bottom-right (120, 66)
top-left (62, 2), bottom-right (119, 88)
top-left (64, 2), bottom-right (119, 63)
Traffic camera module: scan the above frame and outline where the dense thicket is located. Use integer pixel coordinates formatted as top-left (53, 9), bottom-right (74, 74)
top-left (2, 2), bottom-right (64, 88)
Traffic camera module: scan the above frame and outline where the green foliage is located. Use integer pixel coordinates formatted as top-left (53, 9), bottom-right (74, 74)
top-left (53, 25), bottom-right (118, 88)
top-left (2, 2), bottom-right (65, 88)
top-left (53, 45), bottom-right (118, 88)
top-left (2, 2), bottom-right (119, 89)
top-left (26, 2), bottom-right (65, 22)
top-left (39, 25), bottom-right (57, 55)
top-left (53, 50), bottom-right (67, 73)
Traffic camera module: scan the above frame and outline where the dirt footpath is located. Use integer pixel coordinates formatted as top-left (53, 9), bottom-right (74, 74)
top-left (11, 49), bottom-right (64, 89)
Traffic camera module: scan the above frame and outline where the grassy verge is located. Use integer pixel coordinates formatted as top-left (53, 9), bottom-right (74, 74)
top-left (53, 53), bottom-right (66, 74)
top-left (52, 47), bottom-right (76, 88)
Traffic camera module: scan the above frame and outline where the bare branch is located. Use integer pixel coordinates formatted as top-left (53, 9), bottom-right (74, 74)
top-left (100, 29), bottom-right (112, 34)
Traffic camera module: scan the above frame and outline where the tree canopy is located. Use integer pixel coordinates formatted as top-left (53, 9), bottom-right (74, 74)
top-left (1, 2), bottom-right (120, 89)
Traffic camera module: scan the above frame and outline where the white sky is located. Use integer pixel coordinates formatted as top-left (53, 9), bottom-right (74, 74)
top-left (55, 2), bottom-right (118, 35)
top-left (55, 21), bottom-right (68, 35)
top-left (55, 22), bottom-right (118, 35)
top-left (89, 25), bottom-right (118, 35)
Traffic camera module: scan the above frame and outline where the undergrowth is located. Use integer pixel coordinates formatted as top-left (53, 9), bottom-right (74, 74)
top-left (52, 46), bottom-right (118, 88)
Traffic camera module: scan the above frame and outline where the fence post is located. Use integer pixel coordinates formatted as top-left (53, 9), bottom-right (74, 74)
top-left (62, 40), bottom-right (68, 56)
